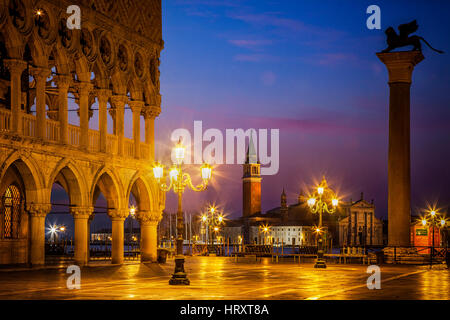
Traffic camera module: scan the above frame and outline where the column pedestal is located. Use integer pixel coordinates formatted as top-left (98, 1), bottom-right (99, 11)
top-left (377, 51), bottom-right (424, 248)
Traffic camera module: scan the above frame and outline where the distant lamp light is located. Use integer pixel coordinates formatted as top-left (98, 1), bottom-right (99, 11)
top-left (332, 198), bottom-right (339, 207)
top-left (59, 226), bottom-right (65, 232)
top-left (441, 219), bottom-right (446, 227)
top-left (214, 226), bottom-right (219, 232)
top-left (315, 227), bottom-right (321, 233)
top-left (307, 198), bottom-right (316, 207)
top-left (218, 215), bottom-right (223, 223)
top-left (210, 206), bottom-right (215, 214)
top-left (129, 206), bottom-right (136, 216)
top-left (421, 219), bottom-right (427, 226)
top-left (36, 9), bottom-right (43, 16)
top-left (317, 187), bottom-right (324, 195)
top-left (202, 215), bottom-right (207, 222)
top-left (430, 210), bottom-right (436, 217)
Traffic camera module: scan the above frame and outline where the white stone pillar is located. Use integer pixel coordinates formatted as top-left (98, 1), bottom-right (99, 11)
top-left (77, 82), bottom-right (92, 150)
top-left (4, 59), bottom-right (27, 133)
top-left (54, 75), bottom-right (71, 144)
top-left (129, 100), bottom-right (144, 159)
top-left (71, 206), bottom-right (93, 266)
top-left (143, 105), bottom-right (160, 161)
top-left (30, 67), bottom-right (51, 139)
top-left (137, 210), bottom-right (162, 262)
top-left (110, 95), bottom-right (127, 157)
top-left (27, 203), bottom-right (51, 266)
top-left (97, 89), bottom-right (111, 153)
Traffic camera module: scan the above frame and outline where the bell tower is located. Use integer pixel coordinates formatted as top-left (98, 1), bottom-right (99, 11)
top-left (242, 135), bottom-right (261, 217)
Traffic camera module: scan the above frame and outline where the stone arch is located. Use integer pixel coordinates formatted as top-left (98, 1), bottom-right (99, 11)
top-left (90, 167), bottom-right (124, 210)
top-left (128, 77), bottom-right (144, 101)
top-left (26, 33), bottom-right (50, 67)
top-left (49, 44), bottom-right (71, 75)
top-left (73, 54), bottom-right (91, 82)
top-left (46, 159), bottom-right (87, 207)
top-left (0, 151), bottom-right (44, 204)
top-left (126, 171), bottom-right (156, 212)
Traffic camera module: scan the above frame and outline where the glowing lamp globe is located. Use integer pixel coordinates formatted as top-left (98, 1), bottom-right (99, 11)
top-left (317, 187), bottom-right (324, 195)
top-left (153, 164), bottom-right (164, 180)
top-left (201, 164), bottom-right (212, 181)
top-left (332, 199), bottom-right (339, 207)
top-left (441, 219), bottom-right (446, 227)
top-left (174, 140), bottom-right (185, 164)
top-left (307, 198), bottom-right (316, 207)
top-left (169, 167), bottom-right (179, 181)
top-left (421, 219), bottom-right (427, 226)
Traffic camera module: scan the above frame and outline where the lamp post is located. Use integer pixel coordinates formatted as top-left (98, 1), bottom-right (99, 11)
top-left (421, 209), bottom-right (447, 259)
top-left (307, 177), bottom-right (339, 268)
top-left (201, 206), bottom-right (225, 246)
top-left (153, 139), bottom-right (212, 285)
top-left (259, 224), bottom-right (270, 245)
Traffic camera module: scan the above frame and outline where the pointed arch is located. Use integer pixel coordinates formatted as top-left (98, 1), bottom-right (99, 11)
top-left (90, 166), bottom-right (125, 210)
top-left (0, 151), bottom-right (45, 204)
top-left (126, 171), bottom-right (158, 212)
top-left (47, 159), bottom-right (87, 207)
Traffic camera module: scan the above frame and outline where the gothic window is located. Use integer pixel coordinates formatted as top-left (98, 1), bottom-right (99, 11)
top-left (2, 185), bottom-right (22, 239)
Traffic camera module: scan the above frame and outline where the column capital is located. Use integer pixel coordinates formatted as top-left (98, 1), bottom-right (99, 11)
top-left (54, 74), bottom-right (72, 90)
top-left (29, 66), bottom-right (51, 80)
top-left (142, 105), bottom-right (161, 119)
top-left (70, 206), bottom-right (94, 219)
top-left (136, 210), bottom-right (162, 225)
top-left (96, 88), bottom-right (112, 103)
top-left (110, 94), bottom-right (128, 108)
top-left (27, 203), bottom-right (51, 217)
top-left (376, 51), bottom-right (424, 84)
top-left (3, 59), bottom-right (27, 73)
top-left (76, 81), bottom-right (93, 95)
top-left (128, 100), bottom-right (145, 112)
top-left (108, 208), bottom-right (129, 221)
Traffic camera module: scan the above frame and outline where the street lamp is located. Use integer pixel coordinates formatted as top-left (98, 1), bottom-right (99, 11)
top-left (421, 208), bottom-right (447, 259)
top-left (259, 224), bottom-right (271, 245)
top-left (153, 139), bottom-right (212, 285)
top-left (307, 176), bottom-right (339, 268)
top-left (201, 205), bottom-right (225, 246)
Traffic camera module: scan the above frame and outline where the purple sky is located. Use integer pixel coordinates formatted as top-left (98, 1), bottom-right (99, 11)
top-left (154, 0), bottom-right (450, 220)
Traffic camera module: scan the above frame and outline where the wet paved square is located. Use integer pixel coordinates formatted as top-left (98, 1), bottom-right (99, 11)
top-left (0, 256), bottom-right (448, 300)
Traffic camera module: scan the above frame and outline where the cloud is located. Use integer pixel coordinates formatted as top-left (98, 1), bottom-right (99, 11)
top-left (233, 53), bottom-right (277, 62)
top-left (228, 39), bottom-right (273, 50)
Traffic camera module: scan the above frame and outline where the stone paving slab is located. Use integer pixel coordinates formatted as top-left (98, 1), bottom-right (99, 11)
top-left (0, 257), bottom-right (448, 300)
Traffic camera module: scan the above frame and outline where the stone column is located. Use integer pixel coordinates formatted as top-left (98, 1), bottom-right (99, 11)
top-left (377, 51), bottom-right (424, 247)
top-left (4, 59), bottom-right (27, 133)
top-left (108, 209), bottom-right (128, 264)
top-left (54, 75), bottom-right (71, 144)
top-left (27, 203), bottom-right (51, 266)
top-left (71, 206), bottom-right (93, 266)
top-left (129, 100), bottom-right (144, 159)
top-left (30, 67), bottom-right (51, 139)
top-left (137, 210), bottom-right (162, 262)
top-left (110, 95), bottom-right (127, 157)
top-left (77, 82), bottom-right (92, 150)
top-left (97, 89), bottom-right (111, 153)
top-left (143, 105), bottom-right (161, 161)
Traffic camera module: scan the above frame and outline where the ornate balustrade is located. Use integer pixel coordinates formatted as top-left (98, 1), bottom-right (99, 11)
top-left (0, 108), bottom-right (11, 132)
top-left (0, 108), bottom-right (150, 160)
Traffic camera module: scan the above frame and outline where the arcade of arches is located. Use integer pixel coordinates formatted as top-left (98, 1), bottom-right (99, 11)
top-left (0, 0), bottom-right (165, 266)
